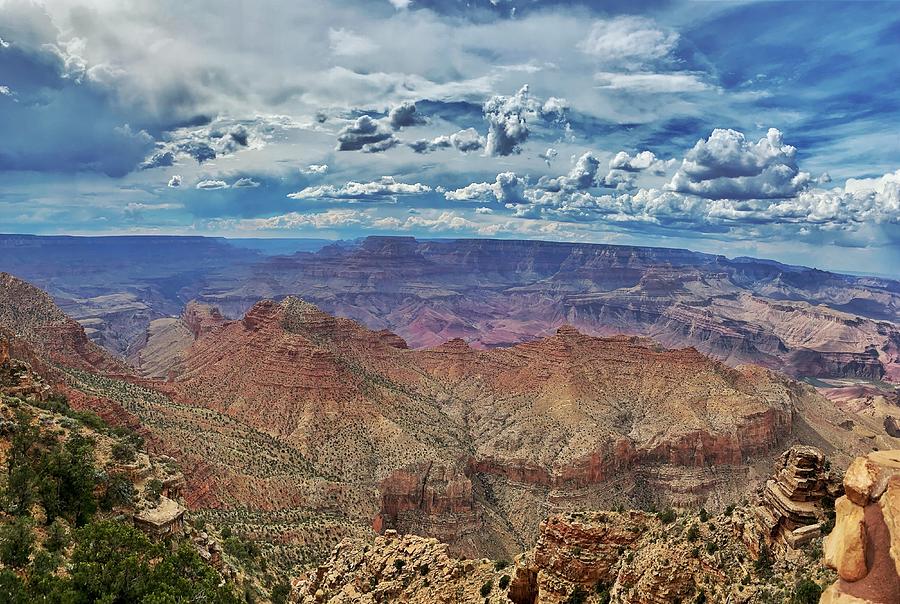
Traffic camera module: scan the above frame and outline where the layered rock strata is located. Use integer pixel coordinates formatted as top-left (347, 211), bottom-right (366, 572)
top-left (751, 445), bottom-right (840, 550)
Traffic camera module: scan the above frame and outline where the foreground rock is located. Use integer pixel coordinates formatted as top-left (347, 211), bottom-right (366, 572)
top-left (822, 450), bottom-right (900, 603)
top-left (301, 505), bottom-right (836, 603)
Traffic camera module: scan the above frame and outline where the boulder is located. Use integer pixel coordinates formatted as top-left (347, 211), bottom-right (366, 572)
top-left (822, 450), bottom-right (900, 603)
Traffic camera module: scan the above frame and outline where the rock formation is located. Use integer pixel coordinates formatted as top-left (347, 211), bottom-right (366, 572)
top-left (822, 450), bottom-right (900, 603)
top-left (749, 445), bottom-right (841, 550)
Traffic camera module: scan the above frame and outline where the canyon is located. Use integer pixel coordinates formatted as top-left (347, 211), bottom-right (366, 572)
top-left (3, 272), bottom-right (897, 566)
top-left (2, 234), bottom-right (898, 384)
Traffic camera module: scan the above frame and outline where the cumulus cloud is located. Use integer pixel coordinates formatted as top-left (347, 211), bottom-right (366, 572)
top-left (301, 164), bottom-right (329, 174)
top-left (600, 150), bottom-right (675, 190)
top-left (167, 174), bottom-right (182, 188)
top-left (142, 150), bottom-right (175, 170)
top-left (540, 97), bottom-right (569, 121)
top-left (445, 172), bottom-right (527, 204)
top-left (481, 84), bottom-right (570, 156)
top-left (196, 179), bottom-right (229, 190)
top-left (538, 152), bottom-right (602, 192)
top-left (409, 128), bottom-right (484, 154)
top-left (336, 115), bottom-right (399, 152)
top-left (0, 85), bottom-right (13, 97)
top-left (287, 176), bottom-right (431, 201)
top-left (666, 128), bottom-right (812, 200)
top-left (503, 167), bottom-right (900, 241)
top-left (609, 150), bottom-right (671, 174)
top-left (388, 101), bottom-right (426, 129)
top-left (233, 177), bottom-right (260, 188)
top-left (483, 85), bottom-right (534, 157)
top-left (142, 115), bottom-right (297, 168)
top-left (450, 128), bottom-right (485, 152)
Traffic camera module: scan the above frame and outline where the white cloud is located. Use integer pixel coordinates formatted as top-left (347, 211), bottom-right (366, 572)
top-left (593, 72), bottom-right (710, 93)
top-left (329, 28), bottom-right (378, 57)
top-left (288, 176), bottom-right (431, 201)
top-left (667, 128), bottom-right (812, 200)
top-left (167, 174), bottom-right (182, 188)
top-left (578, 16), bottom-right (679, 67)
top-left (301, 164), bottom-right (329, 175)
top-left (483, 85), bottom-right (537, 157)
top-left (336, 115), bottom-right (399, 153)
top-left (233, 177), bottom-right (261, 188)
top-left (538, 152), bottom-right (602, 192)
top-left (0, 85), bottom-right (13, 97)
top-left (409, 128), bottom-right (485, 154)
top-left (446, 172), bottom-right (527, 204)
top-left (196, 179), bottom-right (229, 190)
top-left (388, 101), bottom-right (425, 129)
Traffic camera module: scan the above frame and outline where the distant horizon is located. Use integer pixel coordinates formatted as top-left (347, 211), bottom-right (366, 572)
top-left (4, 231), bottom-right (899, 280)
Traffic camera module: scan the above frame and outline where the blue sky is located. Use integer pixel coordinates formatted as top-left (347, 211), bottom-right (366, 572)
top-left (0, 0), bottom-right (898, 275)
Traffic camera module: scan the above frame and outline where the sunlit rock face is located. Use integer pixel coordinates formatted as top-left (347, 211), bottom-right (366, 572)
top-left (822, 450), bottom-right (900, 603)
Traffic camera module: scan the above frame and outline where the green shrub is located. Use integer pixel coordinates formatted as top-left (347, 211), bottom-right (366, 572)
top-left (111, 441), bottom-right (137, 463)
top-left (564, 586), bottom-right (587, 604)
top-left (754, 544), bottom-right (773, 576)
top-left (270, 581), bottom-right (290, 604)
top-left (480, 580), bottom-right (492, 597)
top-left (595, 581), bottom-right (611, 604)
top-left (44, 518), bottom-right (70, 553)
top-left (686, 524), bottom-right (700, 542)
top-left (145, 478), bottom-right (164, 503)
top-left (790, 579), bottom-right (822, 604)
top-left (0, 517), bottom-right (34, 568)
top-left (499, 575), bottom-right (510, 590)
top-left (658, 509), bottom-right (676, 524)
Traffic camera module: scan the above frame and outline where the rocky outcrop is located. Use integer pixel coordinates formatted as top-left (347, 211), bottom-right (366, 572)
top-left (822, 450), bottom-right (900, 603)
top-left (0, 272), bottom-right (127, 374)
top-left (301, 505), bottom-right (834, 603)
top-left (182, 301), bottom-right (227, 339)
top-left (0, 338), bottom-right (51, 401)
top-left (296, 530), bottom-right (500, 603)
top-left (750, 445), bottom-right (840, 550)
top-left (374, 462), bottom-right (481, 549)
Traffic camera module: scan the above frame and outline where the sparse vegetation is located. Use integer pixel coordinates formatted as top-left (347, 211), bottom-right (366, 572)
top-left (0, 393), bottom-right (243, 603)
top-left (790, 578), bottom-right (822, 604)
top-left (564, 585), bottom-right (588, 604)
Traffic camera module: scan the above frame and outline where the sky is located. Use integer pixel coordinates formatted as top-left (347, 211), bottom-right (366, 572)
top-left (0, 0), bottom-right (898, 275)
